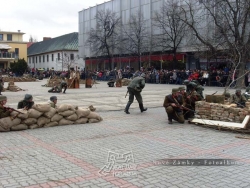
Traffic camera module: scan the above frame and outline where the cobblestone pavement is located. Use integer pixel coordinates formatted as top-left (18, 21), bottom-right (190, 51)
top-left (1, 81), bottom-right (250, 188)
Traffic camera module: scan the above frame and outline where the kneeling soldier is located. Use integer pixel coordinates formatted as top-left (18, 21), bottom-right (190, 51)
top-left (163, 88), bottom-right (185, 124)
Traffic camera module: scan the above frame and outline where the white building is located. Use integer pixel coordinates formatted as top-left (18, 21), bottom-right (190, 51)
top-left (28, 32), bottom-right (84, 71)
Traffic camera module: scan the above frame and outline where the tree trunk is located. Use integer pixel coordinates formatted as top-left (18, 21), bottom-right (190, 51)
top-left (235, 61), bottom-right (246, 88)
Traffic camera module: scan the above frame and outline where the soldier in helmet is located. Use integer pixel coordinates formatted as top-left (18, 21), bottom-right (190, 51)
top-left (48, 96), bottom-right (57, 108)
top-left (124, 73), bottom-right (147, 114)
top-left (163, 88), bottom-right (185, 124)
top-left (17, 94), bottom-right (34, 110)
top-left (0, 96), bottom-right (13, 118)
top-left (230, 89), bottom-right (247, 108)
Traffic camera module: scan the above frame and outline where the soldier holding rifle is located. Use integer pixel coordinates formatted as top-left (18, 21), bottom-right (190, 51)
top-left (163, 88), bottom-right (185, 124)
top-left (230, 90), bottom-right (247, 108)
top-left (0, 96), bottom-right (13, 118)
top-left (17, 94), bottom-right (34, 110)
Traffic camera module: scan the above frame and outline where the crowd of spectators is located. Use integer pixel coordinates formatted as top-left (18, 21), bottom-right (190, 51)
top-left (2, 65), bottom-right (250, 87)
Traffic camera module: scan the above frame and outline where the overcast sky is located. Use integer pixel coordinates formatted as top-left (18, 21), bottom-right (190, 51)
top-left (0, 0), bottom-right (105, 42)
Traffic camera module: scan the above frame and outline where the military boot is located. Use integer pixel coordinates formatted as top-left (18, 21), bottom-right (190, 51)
top-left (124, 102), bottom-right (132, 114)
top-left (168, 114), bottom-right (173, 124)
top-left (139, 103), bottom-right (147, 113)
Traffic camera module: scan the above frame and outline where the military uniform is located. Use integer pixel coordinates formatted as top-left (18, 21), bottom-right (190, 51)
top-left (49, 96), bottom-right (57, 108)
top-left (0, 96), bottom-right (11, 118)
top-left (17, 94), bottom-right (34, 110)
top-left (124, 74), bottom-right (147, 114)
top-left (163, 88), bottom-right (185, 124)
top-left (230, 90), bottom-right (247, 108)
top-left (48, 86), bottom-right (61, 93)
top-left (0, 77), bottom-right (4, 95)
top-left (60, 79), bottom-right (67, 93)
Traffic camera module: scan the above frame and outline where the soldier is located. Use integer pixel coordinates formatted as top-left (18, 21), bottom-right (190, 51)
top-left (0, 96), bottom-right (13, 118)
top-left (163, 88), bottom-right (185, 124)
top-left (229, 89), bottom-right (247, 108)
top-left (17, 94), bottom-right (34, 110)
top-left (60, 78), bottom-right (67, 94)
top-left (48, 96), bottom-right (57, 108)
top-left (48, 83), bottom-right (61, 93)
top-left (124, 73), bottom-right (147, 114)
top-left (0, 77), bottom-right (4, 95)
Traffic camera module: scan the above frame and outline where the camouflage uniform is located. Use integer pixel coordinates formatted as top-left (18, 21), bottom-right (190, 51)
top-left (163, 88), bottom-right (185, 124)
top-left (124, 74), bottom-right (147, 114)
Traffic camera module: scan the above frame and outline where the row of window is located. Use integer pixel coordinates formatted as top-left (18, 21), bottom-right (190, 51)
top-left (29, 53), bottom-right (75, 63)
top-left (0, 34), bottom-right (12, 41)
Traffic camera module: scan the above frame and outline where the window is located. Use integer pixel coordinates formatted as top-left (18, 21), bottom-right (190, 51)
top-left (47, 55), bottom-right (49, 62)
top-left (0, 34), bottom-right (3, 41)
top-left (52, 54), bottom-right (54, 61)
top-left (43, 55), bottom-right (45, 62)
top-left (36, 57), bottom-right (37, 63)
top-left (7, 34), bottom-right (12, 41)
top-left (39, 56), bottom-right (41, 63)
top-left (70, 54), bottom-right (74, 60)
top-left (32, 57), bottom-right (34, 63)
top-left (15, 48), bottom-right (19, 58)
top-left (58, 53), bottom-right (60, 60)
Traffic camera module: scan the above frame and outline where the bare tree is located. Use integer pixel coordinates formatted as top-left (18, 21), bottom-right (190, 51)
top-left (29, 35), bottom-right (37, 42)
top-left (57, 53), bottom-right (79, 77)
top-left (122, 11), bottom-right (150, 70)
top-left (181, 0), bottom-right (250, 88)
top-left (153, 0), bottom-right (187, 66)
top-left (86, 9), bottom-right (121, 70)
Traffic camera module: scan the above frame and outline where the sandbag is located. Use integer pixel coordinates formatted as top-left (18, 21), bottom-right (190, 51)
top-left (22, 118), bottom-right (37, 125)
top-left (0, 117), bottom-right (21, 131)
top-left (58, 110), bottom-right (75, 117)
top-left (11, 124), bottom-right (28, 131)
top-left (74, 118), bottom-right (88, 124)
top-left (86, 112), bottom-right (102, 121)
top-left (58, 118), bottom-right (74, 126)
top-left (32, 103), bottom-right (51, 112)
top-left (88, 118), bottom-right (101, 123)
top-left (44, 121), bottom-right (59, 128)
top-left (65, 113), bottom-right (78, 121)
top-left (51, 114), bottom-right (63, 122)
top-left (76, 108), bottom-right (90, 118)
top-left (57, 104), bottom-right (77, 112)
top-left (37, 117), bottom-right (50, 127)
top-left (10, 109), bottom-right (29, 119)
top-left (43, 108), bottom-right (57, 118)
top-left (29, 124), bottom-right (39, 129)
top-left (28, 109), bottom-right (43, 118)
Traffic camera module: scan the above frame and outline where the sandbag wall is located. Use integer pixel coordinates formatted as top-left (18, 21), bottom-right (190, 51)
top-left (3, 77), bottom-right (37, 82)
top-left (195, 101), bottom-right (250, 123)
top-left (0, 104), bottom-right (103, 132)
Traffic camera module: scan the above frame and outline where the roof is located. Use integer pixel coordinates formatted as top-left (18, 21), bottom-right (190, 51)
top-left (28, 32), bottom-right (78, 56)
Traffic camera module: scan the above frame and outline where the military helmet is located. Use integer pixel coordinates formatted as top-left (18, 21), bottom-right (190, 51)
top-left (50, 96), bottom-right (57, 102)
top-left (24, 94), bottom-right (33, 101)
top-left (224, 93), bottom-right (231, 98)
top-left (172, 88), bottom-right (179, 94)
top-left (236, 89), bottom-right (241, 93)
top-left (0, 95), bottom-right (7, 102)
top-left (178, 86), bottom-right (185, 91)
top-left (184, 80), bottom-right (190, 84)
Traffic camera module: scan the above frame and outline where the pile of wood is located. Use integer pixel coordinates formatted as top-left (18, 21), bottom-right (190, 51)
top-left (0, 104), bottom-right (103, 132)
top-left (3, 77), bottom-right (37, 82)
top-left (122, 78), bottom-right (131, 86)
top-left (195, 101), bottom-right (250, 123)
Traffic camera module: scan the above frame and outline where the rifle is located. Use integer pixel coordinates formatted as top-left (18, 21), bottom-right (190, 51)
top-left (176, 104), bottom-right (196, 113)
top-left (125, 90), bottom-right (128, 98)
top-left (4, 107), bottom-right (25, 120)
top-left (235, 102), bottom-right (245, 108)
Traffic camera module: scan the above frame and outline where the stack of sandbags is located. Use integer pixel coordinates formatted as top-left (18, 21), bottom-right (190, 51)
top-left (6, 81), bottom-right (25, 92)
top-left (0, 103), bottom-right (103, 132)
top-left (195, 101), bottom-right (250, 123)
top-left (122, 78), bottom-right (131, 86)
top-left (46, 78), bottom-right (62, 87)
top-left (3, 77), bottom-right (36, 82)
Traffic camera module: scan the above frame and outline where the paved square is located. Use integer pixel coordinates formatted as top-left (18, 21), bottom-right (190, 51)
top-left (1, 80), bottom-right (250, 188)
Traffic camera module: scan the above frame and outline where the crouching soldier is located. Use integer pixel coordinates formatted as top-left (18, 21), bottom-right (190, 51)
top-left (163, 88), bottom-right (185, 124)
top-left (230, 89), bottom-right (246, 108)
top-left (0, 96), bottom-right (13, 118)
top-left (17, 94), bottom-right (34, 110)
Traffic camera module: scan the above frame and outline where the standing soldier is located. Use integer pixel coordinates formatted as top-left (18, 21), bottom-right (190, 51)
top-left (0, 96), bottom-right (13, 118)
top-left (17, 94), bottom-right (34, 110)
top-left (124, 73), bottom-right (147, 114)
top-left (0, 77), bottom-right (4, 95)
top-left (60, 78), bottom-right (67, 94)
top-left (163, 88), bottom-right (185, 124)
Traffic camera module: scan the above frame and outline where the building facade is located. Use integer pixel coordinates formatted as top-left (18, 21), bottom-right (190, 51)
top-left (28, 33), bottom-right (83, 71)
top-left (0, 30), bottom-right (27, 70)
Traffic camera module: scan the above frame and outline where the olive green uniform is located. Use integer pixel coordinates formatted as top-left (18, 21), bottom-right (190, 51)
top-left (124, 75), bottom-right (147, 114)
top-left (163, 94), bottom-right (185, 124)
top-left (0, 105), bottom-right (11, 119)
top-left (230, 94), bottom-right (247, 107)
top-left (17, 100), bottom-right (34, 110)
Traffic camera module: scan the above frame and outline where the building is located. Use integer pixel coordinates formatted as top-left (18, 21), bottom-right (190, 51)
top-left (28, 32), bottom-right (83, 71)
top-left (0, 30), bottom-right (27, 70)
